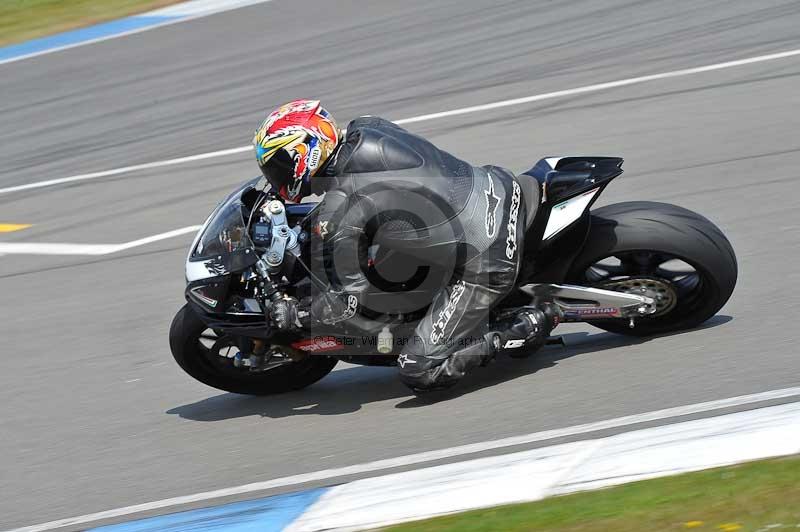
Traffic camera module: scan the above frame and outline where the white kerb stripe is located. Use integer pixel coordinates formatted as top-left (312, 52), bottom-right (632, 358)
top-left (285, 403), bottom-right (800, 532)
top-left (147, 0), bottom-right (274, 17)
top-left (6, 386), bottom-right (800, 532)
top-left (0, 0), bottom-right (277, 67)
top-left (2, 47), bottom-right (800, 196)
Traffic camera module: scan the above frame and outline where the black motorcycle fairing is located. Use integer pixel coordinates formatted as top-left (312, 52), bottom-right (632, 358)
top-left (189, 177), bottom-right (263, 274)
top-left (513, 157), bottom-right (624, 285)
top-left (186, 276), bottom-right (230, 312)
top-left (523, 156), bottom-right (623, 205)
top-left (522, 213), bottom-right (593, 283)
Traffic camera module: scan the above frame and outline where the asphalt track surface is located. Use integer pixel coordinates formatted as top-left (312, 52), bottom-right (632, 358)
top-left (2, 0), bottom-right (800, 529)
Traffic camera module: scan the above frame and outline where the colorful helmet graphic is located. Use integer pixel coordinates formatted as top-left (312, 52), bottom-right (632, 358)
top-left (252, 100), bottom-right (340, 201)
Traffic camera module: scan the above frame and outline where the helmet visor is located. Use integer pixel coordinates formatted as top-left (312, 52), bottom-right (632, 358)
top-left (259, 149), bottom-right (295, 195)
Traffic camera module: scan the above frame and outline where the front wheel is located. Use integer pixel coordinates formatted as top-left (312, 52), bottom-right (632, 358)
top-left (566, 202), bottom-right (737, 336)
top-left (169, 304), bottom-right (338, 395)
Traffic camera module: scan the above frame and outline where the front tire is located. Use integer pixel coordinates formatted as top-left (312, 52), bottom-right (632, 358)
top-left (169, 304), bottom-right (338, 395)
top-left (566, 202), bottom-right (737, 336)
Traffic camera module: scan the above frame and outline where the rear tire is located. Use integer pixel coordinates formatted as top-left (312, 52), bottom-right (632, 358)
top-left (566, 202), bottom-right (737, 336)
top-left (169, 304), bottom-right (337, 395)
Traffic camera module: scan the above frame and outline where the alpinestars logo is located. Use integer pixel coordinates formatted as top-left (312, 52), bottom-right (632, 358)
top-left (322, 294), bottom-right (358, 324)
top-left (397, 354), bottom-right (417, 368)
top-left (506, 181), bottom-right (521, 259)
top-left (484, 174), bottom-right (501, 238)
top-left (504, 339), bottom-right (526, 349)
top-left (430, 280), bottom-right (467, 344)
top-left (343, 294), bottom-right (358, 320)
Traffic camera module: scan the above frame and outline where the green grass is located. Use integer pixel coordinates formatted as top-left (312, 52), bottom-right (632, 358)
top-left (0, 0), bottom-right (185, 47)
top-left (384, 455), bottom-right (800, 532)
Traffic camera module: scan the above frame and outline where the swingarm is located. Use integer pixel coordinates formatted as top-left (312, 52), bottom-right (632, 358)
top-left (519, 283), bottom-right (657, 326)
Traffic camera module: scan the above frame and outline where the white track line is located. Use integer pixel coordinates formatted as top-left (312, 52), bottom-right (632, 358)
top-left (0, 147), bottom-right (250, 196)
top-left (0, 226), bottom-right (201, 256)
top-left (2, 47), bottom-right (800, 197)
top-left (393, 48), bottom-right (800, 124)
top-left (8, 386), bottom-right (800, 532)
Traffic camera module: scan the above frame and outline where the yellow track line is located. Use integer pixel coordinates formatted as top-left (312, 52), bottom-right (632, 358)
top-left (0, 223), bottom-right (32, 233)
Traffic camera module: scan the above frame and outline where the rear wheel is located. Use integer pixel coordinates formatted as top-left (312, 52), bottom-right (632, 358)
top-left (566, 202), bottom-right (737, 336)
top-left (169, 304), bottom-right (337, 395)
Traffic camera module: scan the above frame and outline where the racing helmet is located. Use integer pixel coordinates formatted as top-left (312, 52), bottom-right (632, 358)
top-left (252, 99), bottom-right (340, 202)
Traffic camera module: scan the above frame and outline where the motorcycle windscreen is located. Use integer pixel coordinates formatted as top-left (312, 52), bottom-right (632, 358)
top-left (190, 190), bottom-right (259, 273)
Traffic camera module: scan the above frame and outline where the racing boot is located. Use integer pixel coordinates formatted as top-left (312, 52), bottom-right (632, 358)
top-left (486, 305), bottom-right (558, 360)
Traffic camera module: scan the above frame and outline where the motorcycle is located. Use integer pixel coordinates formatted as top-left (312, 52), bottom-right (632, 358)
top-left (169, 156), bottom-right (737, 395)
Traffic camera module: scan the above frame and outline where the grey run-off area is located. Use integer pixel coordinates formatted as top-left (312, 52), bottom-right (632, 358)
top-left (1, 0), bottom-right (800, 529)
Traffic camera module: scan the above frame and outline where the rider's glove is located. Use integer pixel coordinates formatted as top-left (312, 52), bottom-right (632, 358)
top-left (271, 297), bottom-right (301, 331)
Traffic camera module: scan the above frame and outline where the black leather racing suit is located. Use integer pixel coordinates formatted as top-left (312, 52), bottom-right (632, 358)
top-left (308, 117), bottom-right (526, 391)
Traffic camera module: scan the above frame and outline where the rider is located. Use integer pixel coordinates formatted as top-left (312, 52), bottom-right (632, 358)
top-left (252, 99), bottom-right (554, 392)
